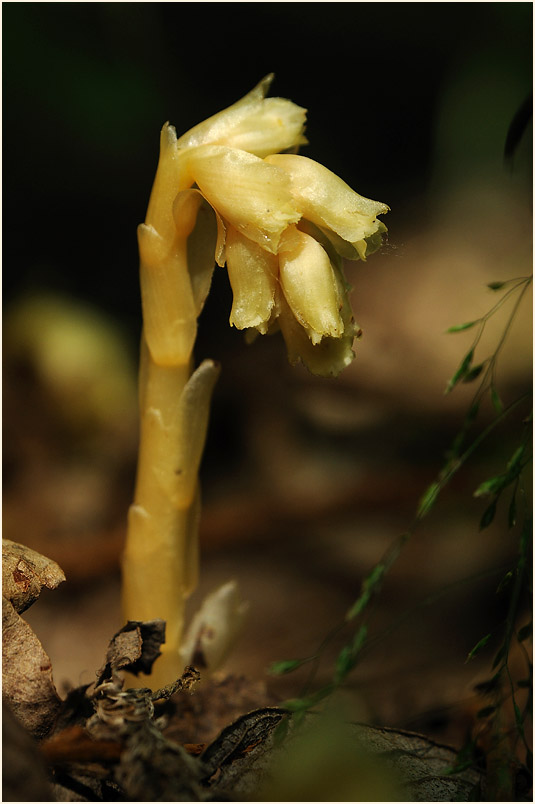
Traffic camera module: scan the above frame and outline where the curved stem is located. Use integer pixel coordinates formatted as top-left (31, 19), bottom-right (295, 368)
top-left (122, 129), bottom-right (219, 688)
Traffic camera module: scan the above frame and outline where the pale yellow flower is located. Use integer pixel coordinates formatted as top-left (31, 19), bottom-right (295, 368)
top-left (144, 75), bottom-right (389, 376)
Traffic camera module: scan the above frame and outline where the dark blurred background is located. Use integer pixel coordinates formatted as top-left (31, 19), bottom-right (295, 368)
top-left (3, 2), bottom-right (532, 745)
top-left (3, 3), bottom-right (531, 321)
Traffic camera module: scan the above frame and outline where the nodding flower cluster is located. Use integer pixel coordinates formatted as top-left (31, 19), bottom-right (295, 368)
top-left (139, 74), bottom-right (389, 377)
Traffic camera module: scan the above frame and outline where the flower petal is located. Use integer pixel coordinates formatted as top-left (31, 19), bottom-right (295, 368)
top-left (278, 226), bottom-right (344, 344)
top-left (265, 154), bottom-right (389, 253)
top-left (182, 144), bottom-right (300, 253)
top-left (176, 74), bottom-right (307, 157)
top-left (226, 226), bottom-right (279, 333)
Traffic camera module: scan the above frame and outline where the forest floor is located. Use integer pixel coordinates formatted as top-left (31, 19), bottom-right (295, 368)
top-left (3, 233), bottom-right (532, 800)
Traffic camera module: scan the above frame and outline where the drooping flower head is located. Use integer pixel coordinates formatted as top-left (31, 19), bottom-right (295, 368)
top-left (140, 75), bottom-right (389, 376)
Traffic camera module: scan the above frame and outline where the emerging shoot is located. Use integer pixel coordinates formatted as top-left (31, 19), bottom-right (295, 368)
top-left (122, 75), bottom-right (389, 687)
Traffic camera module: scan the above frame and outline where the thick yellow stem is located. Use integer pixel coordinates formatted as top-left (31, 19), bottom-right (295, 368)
top-left (122, 341), bottom-right (219, 688)
top-left (122, 120), bottom-right (219, 688)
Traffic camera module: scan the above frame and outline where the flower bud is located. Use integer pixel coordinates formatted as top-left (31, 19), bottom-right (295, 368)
top-left (278, 226), bottom-right (344, 344)
top-left (176, 74), bottom-right (307, 158)
top-left (226, 226), bottom-right (278, 333)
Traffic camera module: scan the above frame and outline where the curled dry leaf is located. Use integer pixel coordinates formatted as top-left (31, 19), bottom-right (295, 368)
top-left (95, 619), bottom-right (166, 685)
top-left (2, 541), bottom-right (65, 738)
top-left (2, 538), bottom-right (66, 614)
top-left (85, 664), bottom-right (203, 801)
top-left (2, 596), bottom-right (62, 738)
top-left (199, 706), bottom-right (287, 798)
top-left (38, 618), bottom-right (281, 802)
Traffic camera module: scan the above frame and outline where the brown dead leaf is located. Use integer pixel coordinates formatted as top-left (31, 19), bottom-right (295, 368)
top-left (353, 723), bottom-right (484, 801)
top-left (95, 619), bottom-right (166, 685)
top-left (2, 596), bottom-right (62, 738)
top-left (253, 715), bottom-right (486, 802)
top-left (41, 725), bottom-right (122, 764)
top-left (2, 538), bottom-right (65, 614)
top-left (200, 707), bottom-right (287, 779)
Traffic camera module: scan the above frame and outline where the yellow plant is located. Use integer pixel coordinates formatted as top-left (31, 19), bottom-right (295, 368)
top-left (122, 75), bottom-right (389, 687)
